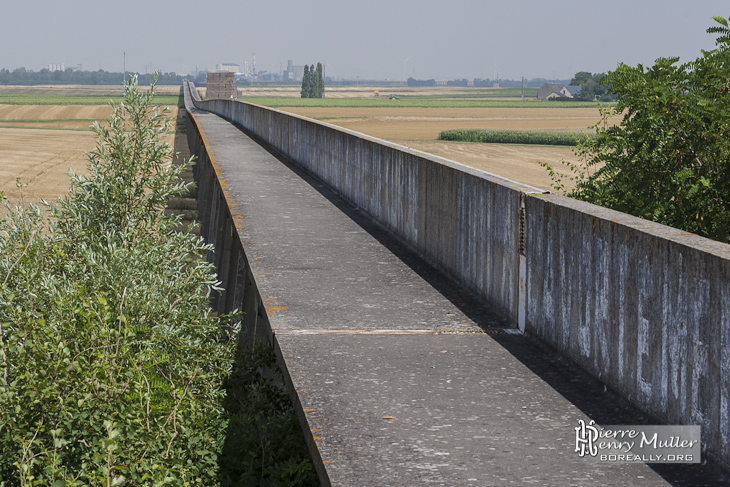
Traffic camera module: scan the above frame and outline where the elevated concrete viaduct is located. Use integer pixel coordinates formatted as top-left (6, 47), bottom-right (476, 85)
top-left (182, 81), bottom-right (730, 485)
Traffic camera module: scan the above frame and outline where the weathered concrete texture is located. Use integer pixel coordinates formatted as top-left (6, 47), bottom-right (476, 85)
top-left (183, 82), bottom-right (728, 485)
top-left (277, 332), bottom-right (724, 486)
top-left (184, 80), bottom-right (730, 472)
top-left (526, 194), bottom-right (730, 471)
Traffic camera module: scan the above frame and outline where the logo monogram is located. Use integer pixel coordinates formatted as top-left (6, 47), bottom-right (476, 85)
top-left (575, 419), bottom-right (599, 457)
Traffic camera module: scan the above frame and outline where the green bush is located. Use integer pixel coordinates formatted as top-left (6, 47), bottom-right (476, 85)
top-left (0, 76), bottom-right (236, 486)
top-left (438, 128), bottom-right (588, 146)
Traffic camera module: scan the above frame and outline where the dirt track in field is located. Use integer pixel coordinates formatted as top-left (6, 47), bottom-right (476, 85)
top-left (281, 106), bottom-right (604, 121)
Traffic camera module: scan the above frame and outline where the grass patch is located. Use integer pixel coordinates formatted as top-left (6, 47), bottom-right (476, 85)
top-left (397, 88), bottom-right (539, 99)
top-left (0, 93), bottom-right (180, 105)
top-left (439, 128), bottom-right (591, 146)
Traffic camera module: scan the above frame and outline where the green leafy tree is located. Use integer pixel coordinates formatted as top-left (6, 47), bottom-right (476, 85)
top-left (300, 63), bottom-right (324, 98)
top-left (570, 71), bottom-right (593, 86)
top-left (570, 71), bottom-right (613, 101)
top-left (0, 67), bottom-right (183, 85)
top-left (314, 62), bottom-right (324, 98)
top-left (300, 64), bottom-right (310, 98)
top-left (546, 16), bottom-right (730, 242)
top-left (301, 65), bottom-right (317, 98)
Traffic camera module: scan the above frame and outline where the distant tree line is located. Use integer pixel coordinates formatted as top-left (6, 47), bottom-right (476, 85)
top-left (472, 78), bottom-right (493, 87)
top-left (301, 63), bottom-right (324, 98)
top-left (407, 77), bottom-right (436, 87)
top-left (473, 77), bottom-right (571, 88)
top-left (0, 67), bottom-right (184, 85)
top-left (407, 77), bottom-right (572, 88)
top-left (446, 78), bottom-right (469, 87)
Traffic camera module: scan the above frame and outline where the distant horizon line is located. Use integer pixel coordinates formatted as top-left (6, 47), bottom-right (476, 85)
top-left (0, 66), bottom-right (576, 85)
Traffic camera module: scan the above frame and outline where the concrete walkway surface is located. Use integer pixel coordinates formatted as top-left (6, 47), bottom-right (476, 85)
top-left (191, 109), bottom-right (727, 487)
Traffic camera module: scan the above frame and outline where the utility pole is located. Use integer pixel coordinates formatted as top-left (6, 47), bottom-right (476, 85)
top-left (123, 52), bottom-right (126, 92)
top-left (522, 77), bottom-right (525, 101)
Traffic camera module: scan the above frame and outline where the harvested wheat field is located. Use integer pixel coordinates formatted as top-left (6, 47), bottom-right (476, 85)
top-left (0, 104), bottom-right (114, 130)
top-left (0, 127), bottom-right (95, 216)
top-left (0, 104), bottom-right (113, 121)
top-left (394, 140), bottom-right (574, 191)
top-left (283, 106), bottom-right (609, 138)
top-left (275, 105), bottom-right (614, 190)
top-left (0, 104), bottom-right (180, 216)
top-left (0, 84), bottom-right (182, 95)
top-left (0, 104), bottom-right (178, 129)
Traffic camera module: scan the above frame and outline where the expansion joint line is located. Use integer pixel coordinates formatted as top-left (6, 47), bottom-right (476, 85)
top-left (274, 328), bottom-right (522, 336)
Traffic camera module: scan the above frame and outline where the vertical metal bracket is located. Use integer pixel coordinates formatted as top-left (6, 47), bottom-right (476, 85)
top-left (518, 193), bottom-right (527, 332)
top-left (519, 193), bottom-right (527, 257)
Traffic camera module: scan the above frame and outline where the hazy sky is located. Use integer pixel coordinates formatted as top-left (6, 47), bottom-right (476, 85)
top-left (2, 0), bottom-right (727, 81)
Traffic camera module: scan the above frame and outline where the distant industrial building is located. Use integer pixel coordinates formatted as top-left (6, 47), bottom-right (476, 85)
top-left (216, 63), bottom-right (241, 74)
top-left (283, 60), bottom-right (305, 82)
top-left (206, 72), bottom-right (237, 99)
top-left (48, 63), bottom-right (82, 72)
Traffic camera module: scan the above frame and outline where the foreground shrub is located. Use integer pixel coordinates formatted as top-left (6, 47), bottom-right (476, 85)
top-left (0, 76), bottom-right (236, 486)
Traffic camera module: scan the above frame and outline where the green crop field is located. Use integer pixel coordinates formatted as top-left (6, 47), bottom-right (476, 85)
top-left (397, 87), bottom-right (540, 99)
top-left (0, 93), bottom-right (181, 105)
top-left (439, 128), bottom-right (593, 146)
top-left (236, 97), bottom-right (599, 109)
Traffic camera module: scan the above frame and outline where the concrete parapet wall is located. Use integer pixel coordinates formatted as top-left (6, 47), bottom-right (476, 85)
top-left (183, 81), bottom-right (730, 470)
top-left (526, 193), bottom-right (730, 466)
